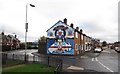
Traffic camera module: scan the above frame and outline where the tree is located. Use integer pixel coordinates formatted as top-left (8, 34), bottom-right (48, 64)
top-left (38, 36), bottom-right (47, 54)
top-left (39, 36), bottom-right (46, 42)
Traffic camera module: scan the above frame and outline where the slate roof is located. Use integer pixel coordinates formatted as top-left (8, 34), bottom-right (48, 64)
top-left (46, 20), bottom-right (75, 32)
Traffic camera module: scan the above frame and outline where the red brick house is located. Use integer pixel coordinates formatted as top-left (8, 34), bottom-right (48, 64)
top-left (1, 32), bottom-right (20, 51)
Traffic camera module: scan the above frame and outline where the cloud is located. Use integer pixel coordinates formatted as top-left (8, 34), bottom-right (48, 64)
top-left (0, 0), bottom-right (119, 43)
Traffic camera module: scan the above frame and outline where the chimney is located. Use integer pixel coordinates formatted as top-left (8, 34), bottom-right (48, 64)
top-left (63, 18), bottom-right (67, 24)
top-left (15, 35), bottom-right (17, 38)
top-left (80, 29), bottom-right (83, 33)
top-left (70, 23), bottom-right (74, 28)
top-left (1, 32), bottom-right (4, 35)
top-left (76, 27), bottom-right (79, 31)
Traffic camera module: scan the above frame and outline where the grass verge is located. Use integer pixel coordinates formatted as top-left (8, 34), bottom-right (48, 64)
top-left (2, 63), bottom-right (55, 74)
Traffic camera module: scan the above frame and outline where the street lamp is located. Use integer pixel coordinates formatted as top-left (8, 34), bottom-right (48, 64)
top-left (25, 3), bottom-right (35, 62)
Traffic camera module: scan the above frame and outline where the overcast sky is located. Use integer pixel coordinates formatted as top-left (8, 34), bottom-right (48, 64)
top-left (0, 0), bottom-right (119, 43)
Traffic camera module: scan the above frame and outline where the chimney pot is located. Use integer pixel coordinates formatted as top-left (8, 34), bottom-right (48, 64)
top-left (63, 18), bottom-right (67, 24)
top-left (70, 23), bottom-right (74, 28)
top-left (1, 32), bottom-right (4, 35)
top-left (76, 27), bottom-right (79, 30)
top-left (15, 35), bottom-right (17, 38)
top-left (80, 29), bottom-right (83, 33)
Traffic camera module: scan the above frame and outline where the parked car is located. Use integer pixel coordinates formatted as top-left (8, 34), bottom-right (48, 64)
top-left (94, 47), bottom-right (102, 53)
top-left (114, 47), bottom-right (120, 53)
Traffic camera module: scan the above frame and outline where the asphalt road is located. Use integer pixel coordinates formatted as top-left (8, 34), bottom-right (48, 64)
top-left (4, 49), bottom-right (38, 56)
top-left (62, 48), bottom-right (118, 72)
top-left (3, 49), bottom-right (38, 61)
top-left (2, 48), bottom-right (118, 73)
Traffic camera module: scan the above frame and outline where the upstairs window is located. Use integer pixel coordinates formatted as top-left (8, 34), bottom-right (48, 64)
top-left (81, 35), bottom-right (83, 40)
top-left (75, 32), bottom-right (78, 38)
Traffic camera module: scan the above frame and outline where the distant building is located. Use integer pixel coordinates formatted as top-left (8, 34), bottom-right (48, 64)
top-left (1, 32), bottom-right (20, 51)
top-left (27, 42), bottom-right (38, 49)
top-left (20, 42), bottom-right (38, 49)
top-left (46, 18), bottom-right (95, 55)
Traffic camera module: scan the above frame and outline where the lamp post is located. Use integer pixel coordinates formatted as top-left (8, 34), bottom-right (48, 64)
top-left (25, 3), bottom-right (35, 62)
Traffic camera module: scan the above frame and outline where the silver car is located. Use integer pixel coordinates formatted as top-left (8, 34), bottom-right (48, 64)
top-left (114, 47), bottom-right (120, 53)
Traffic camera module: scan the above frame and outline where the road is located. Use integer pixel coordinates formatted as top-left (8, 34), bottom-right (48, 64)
top-left (62, 48), bottom-right (118, 72)
top-left (3, 49), bottom-right (38, 61)
top-left (2, 48), bottom-right (118, 72)
top-left (4, 49), bottom-right (38, 56)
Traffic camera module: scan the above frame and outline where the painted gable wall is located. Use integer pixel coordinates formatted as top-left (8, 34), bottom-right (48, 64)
top-left (47, 21), bottom-right (74, 38)
top-left (47, 21), bottom-right (74, 55)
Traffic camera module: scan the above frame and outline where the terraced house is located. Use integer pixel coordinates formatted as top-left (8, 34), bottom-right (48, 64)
top-left (0, 32), bottom-right (20, 51)
top-left (46, 18), bottom-right (96, 55)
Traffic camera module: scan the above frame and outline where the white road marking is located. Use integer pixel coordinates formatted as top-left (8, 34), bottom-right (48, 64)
top-left (92, 57), bottom-right (98, 61)
top-left (98, 60), bottom-right (114, 72)
top-left (92, 58), bottom-right (94, 61)
top-left (67, 65), bottom-right (84, 70)
top-left (91, 57), bottom-right (114, 72)
top-left (95, 57), bottom-right (98, 61)
top-left (80, 56), bottom-right (88, 59)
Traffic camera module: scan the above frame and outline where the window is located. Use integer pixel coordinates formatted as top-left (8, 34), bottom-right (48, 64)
top-left (86, 37), bottom-right (87, 42)
top-left (76, 44), bottom-right (78, 50)
top-left (79, 45), bottom-right (80, 50)
top-left (84, 36), bottom-right (86, 42)
top-left (75, 32), bottom-right (78, 38)
top-left (81, 44), bottom-right (83, 50)
top-left (81, 35), bottom-right (83, 40)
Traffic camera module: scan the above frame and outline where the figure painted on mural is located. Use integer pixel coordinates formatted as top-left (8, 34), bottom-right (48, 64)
top-left (56, 39), bottom-right (64, 53)
top-left (48, 27), bottom-right (72, 53)
top-left (55, 29), bottom-right (65, 52)
top-left (47, 24), bottom-right (75, 54)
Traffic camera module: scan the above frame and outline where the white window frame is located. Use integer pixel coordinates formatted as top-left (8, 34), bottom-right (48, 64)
top-left (75, 32), bottom-right (78, 38)
top-left (81, 35), bottom-right (83, 40)
top-left (76, 44), bottom-right (78, 51)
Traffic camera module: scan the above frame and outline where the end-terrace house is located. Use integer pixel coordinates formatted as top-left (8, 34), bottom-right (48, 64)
top-left (46, 18), bottom-right (91, 55)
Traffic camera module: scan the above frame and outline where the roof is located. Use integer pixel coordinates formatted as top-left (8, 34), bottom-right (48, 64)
top-left (46, 19), bottom-right (85, 35)
top-left (46, 20), bottom-right (62, 32)
top-left (46, 20), bottom-right (75, 32)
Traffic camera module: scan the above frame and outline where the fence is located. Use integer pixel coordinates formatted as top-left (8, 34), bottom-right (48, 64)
top-left (2, 53), bottom-right (63, 73)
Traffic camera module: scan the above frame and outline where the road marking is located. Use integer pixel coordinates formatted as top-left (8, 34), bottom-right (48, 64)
top-left (95, 57), bottom-right (98, 61)
top-left (92, 57), bottom-right (114, 72)
top-left (92, 58), bottom-right (94, 61)
top-left (92, 57), bottom-right (98, 61)
top-left (67, 65), bottom-right (84, 70)
top-left (98, 60), bottom-right (114, 72)
top-left (80, 56), bottom-right (88, 59)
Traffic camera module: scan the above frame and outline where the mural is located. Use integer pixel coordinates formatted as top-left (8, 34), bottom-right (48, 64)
top-left (47, 21), bottom-right (74, 55)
